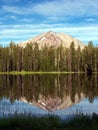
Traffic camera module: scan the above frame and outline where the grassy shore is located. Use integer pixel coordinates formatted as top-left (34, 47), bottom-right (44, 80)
top-left (0, 113), bottom-right (98, 130)
top-left (0, 71), bottom-right (86, 75)
top-left (0, 71), bottom-right (97, 75)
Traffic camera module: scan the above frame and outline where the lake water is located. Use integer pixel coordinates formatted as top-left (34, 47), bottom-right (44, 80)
top-left (0, 74), bottom-right (98, 118)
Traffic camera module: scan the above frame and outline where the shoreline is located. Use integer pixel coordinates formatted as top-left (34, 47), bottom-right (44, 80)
top-left (0, 71), bottom-right (97, 75)
top-left (0, 71), bottom-right (86, 75)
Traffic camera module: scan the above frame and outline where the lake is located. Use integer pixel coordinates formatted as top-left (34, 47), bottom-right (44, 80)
top-left (0, 74), bottom-right (98, 119)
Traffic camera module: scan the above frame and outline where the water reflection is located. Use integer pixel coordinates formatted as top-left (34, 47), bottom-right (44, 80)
top-left (0, 74), bottom-right (97, 112)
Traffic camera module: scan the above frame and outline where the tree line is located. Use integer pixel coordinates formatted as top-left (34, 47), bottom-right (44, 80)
top-left (0, 41), bottom-right (98, 73)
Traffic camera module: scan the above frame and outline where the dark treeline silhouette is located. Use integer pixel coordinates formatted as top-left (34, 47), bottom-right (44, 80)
top-left (0, 41), bottom-right (98, 73)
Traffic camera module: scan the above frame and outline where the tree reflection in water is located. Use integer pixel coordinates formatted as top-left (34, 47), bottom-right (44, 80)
top-left (0, 74), bottom-right (97, 111)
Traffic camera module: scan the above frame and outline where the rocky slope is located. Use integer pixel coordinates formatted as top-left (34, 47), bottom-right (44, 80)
top-left (19, 31), bottom-right (85, 49)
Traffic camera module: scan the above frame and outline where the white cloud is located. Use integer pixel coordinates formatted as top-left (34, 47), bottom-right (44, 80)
top-left (0, 23), bottom-right (98, 45)
top-left (2, 5), bottom-right (32, 15)
top-left (10, 15), bottom-right (17, 19)
top-left (84, 18), bottom-right (97, 22)
top-left (33, 0), bottom-right (83, 17)
top-left (18, 18), bottom-right (34, 23)
top-left (2, 5), bottom-right (22, 14)
top-left (1, 0), bottom-right (98, 46)
top-left (33, 0), bottom-right (98, 17)
top-left (44, 17), bottom-right (68, 23)
top-left (2, 0), bottom-right (98, 18)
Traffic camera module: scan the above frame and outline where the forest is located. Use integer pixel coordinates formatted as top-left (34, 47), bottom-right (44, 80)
top-left (0, 41), bottom-right (98, 73)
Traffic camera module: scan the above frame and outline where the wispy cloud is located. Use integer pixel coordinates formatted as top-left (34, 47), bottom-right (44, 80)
top-left (0, 23), bottom-right (98, 46)
top-left (84, 18), bottom-right (97, 22)
top-left (33, 0), bottom-right (98, 17)
top-left (2, 5), bottom-right (25, 14)
top-left (2, 0), bottom-right (98, 18)
top-left (0, 0), bottom-right (98, 46)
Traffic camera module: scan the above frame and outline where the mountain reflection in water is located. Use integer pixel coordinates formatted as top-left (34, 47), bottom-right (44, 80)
top-left (0, 74), bottom-right (98, 115)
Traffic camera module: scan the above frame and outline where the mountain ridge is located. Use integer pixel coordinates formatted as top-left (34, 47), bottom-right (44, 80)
top-left (20, 93), bottom-right (85, 112)
top-left (19, 31), bottom-right (85, 49)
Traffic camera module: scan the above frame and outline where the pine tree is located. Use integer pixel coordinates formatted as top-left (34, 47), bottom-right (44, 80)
top-left (70, 42), bottom-right (76, 72)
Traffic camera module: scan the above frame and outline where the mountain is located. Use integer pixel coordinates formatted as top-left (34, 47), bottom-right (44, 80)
top-left (19, 31), bottom-right (85, 49)
top-left (20, 93), bottom-right (85, 112)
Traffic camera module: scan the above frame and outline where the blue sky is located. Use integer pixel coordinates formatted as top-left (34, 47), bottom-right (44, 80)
top-left (0, 0), bottom-right (98, 46)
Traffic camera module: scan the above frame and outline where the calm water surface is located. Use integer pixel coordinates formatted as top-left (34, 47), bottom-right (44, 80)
top-left (0, 74), bottom-right (98, 118)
